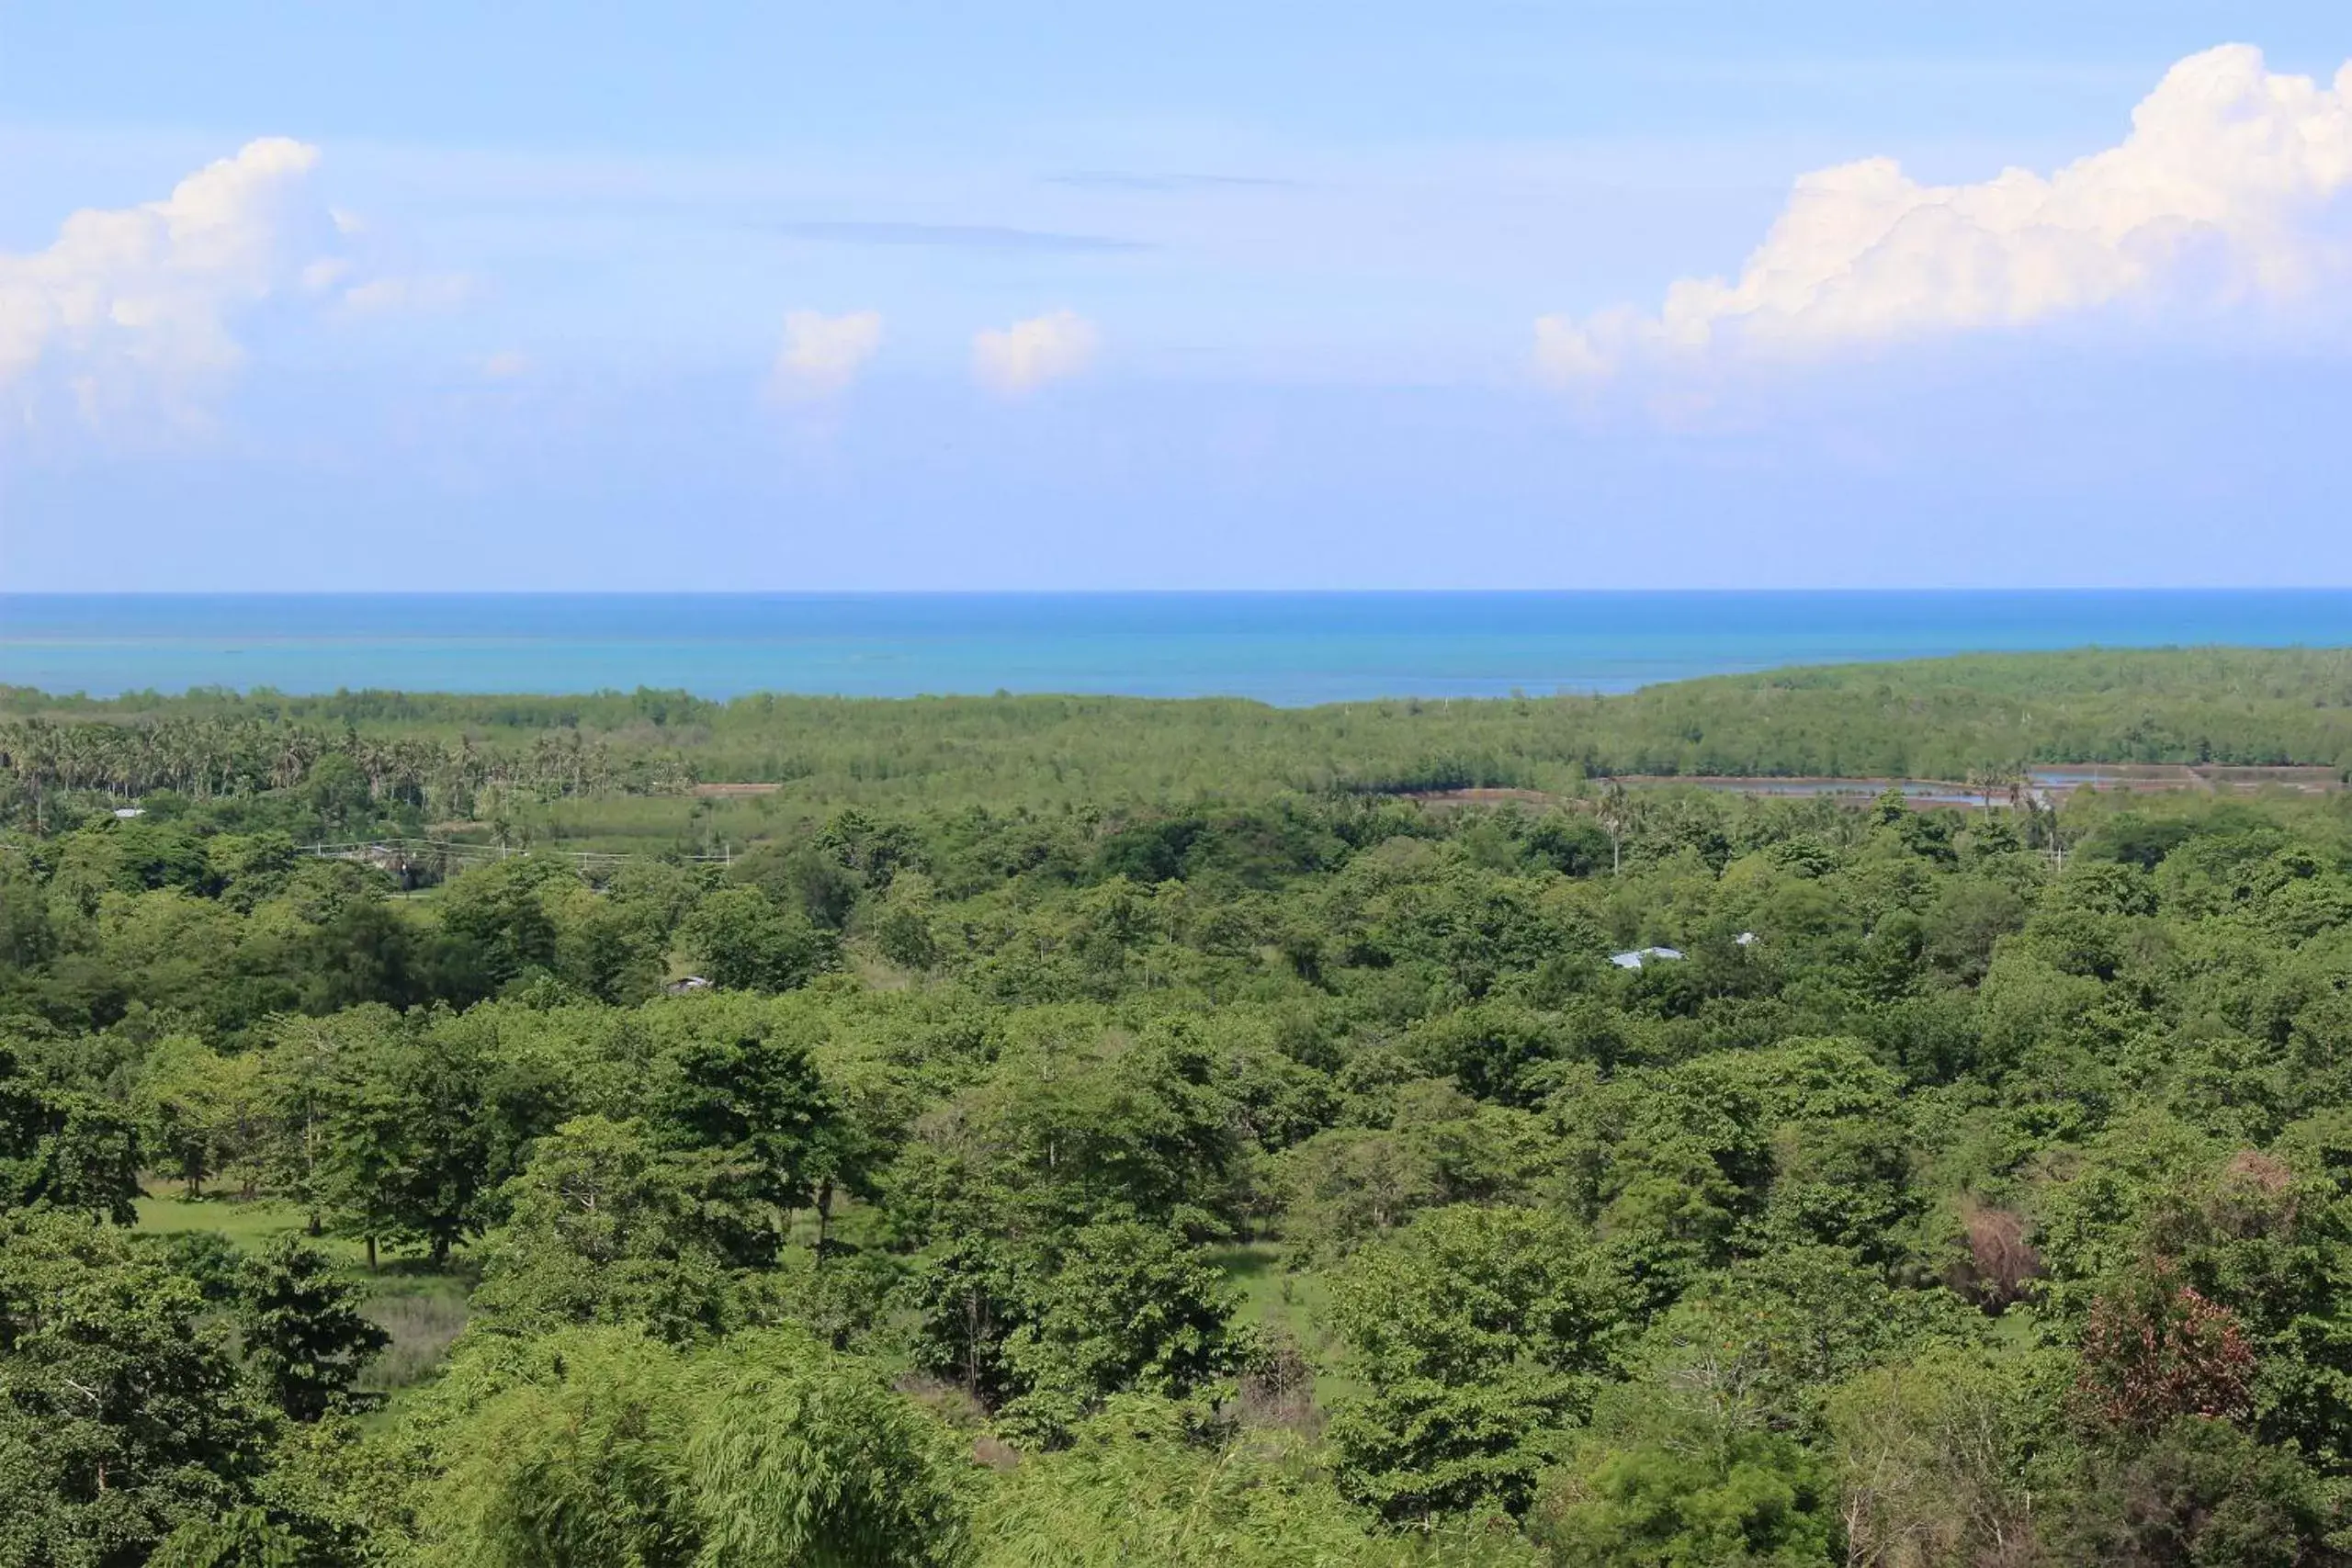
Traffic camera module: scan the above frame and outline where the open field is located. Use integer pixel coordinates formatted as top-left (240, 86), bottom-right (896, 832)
top-left (1213, 1242), bottom-right (1361, 1415)
top-left (136, 1190), bottom-right (474, 1395)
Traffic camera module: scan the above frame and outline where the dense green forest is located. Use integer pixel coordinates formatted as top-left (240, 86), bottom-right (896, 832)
top-left (7, 653), bottom-right (2352, 1564)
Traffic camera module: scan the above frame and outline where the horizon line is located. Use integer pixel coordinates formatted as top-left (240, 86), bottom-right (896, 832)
top-left (10, 587), bottom-right (2352, 600)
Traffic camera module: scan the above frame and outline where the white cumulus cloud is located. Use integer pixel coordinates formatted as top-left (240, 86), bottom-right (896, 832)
top-left (0, 138), bottom-right (458, 428)
top-left (770, 309), bottom-right (883, 400)
top-left (0, 138), bottom-right (331, 418)
top-left (1537, 44), bottom-right (2352, 382)
top-left (972, 309), bottom-right (1099, 395)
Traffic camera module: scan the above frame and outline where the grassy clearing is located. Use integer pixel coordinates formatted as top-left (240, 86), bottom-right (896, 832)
top-left (518, 792), bottom-right (785, 853)
top-left (1214, 1240), bottom-right (1362, 1410)
top-left (358, 1281), bottom-right (472, 1393)
top-left (135, 1189), bottom-right (474, 1394)
top-left (137, 1190), bottom-right (356, 1257)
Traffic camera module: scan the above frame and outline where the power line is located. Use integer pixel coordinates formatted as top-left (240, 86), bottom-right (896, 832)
top-left (300, 838), bottom-right (734, 870)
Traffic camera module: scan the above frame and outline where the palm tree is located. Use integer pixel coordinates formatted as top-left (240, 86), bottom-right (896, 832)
top-left (1597, 779), bottom-right (1629, 875)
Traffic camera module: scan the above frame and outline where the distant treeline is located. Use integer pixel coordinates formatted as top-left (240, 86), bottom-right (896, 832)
top-left (5, 646), bottom-right (2350, 814)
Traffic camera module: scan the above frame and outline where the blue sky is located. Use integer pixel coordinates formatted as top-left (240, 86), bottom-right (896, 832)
top-left (4, 2), bottom-right (2351, 590)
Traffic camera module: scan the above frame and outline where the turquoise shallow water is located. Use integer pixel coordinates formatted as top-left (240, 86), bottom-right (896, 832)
top-left (2, 592), bottom-right (2347, 706)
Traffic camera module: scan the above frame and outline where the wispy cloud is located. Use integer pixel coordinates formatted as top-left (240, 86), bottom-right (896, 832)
top-left (1046, 171), bottom-right (1303, 194)
top-left (774, 220), bottom-right (1149, 254)
top-left (341, 272), bottom-right (476, 315)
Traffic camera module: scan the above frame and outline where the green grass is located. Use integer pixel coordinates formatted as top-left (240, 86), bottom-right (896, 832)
top-left (136, 1190), bottom-right (351, 1252)
top-left (358, 1280), bottom-right (472, 1393)
top-left (1213, 1241), bottom-right (1362, 1411)
top-left (520, 792), bottom-right (782, 852)
top-left (135, 1189), bottom-right (474, 1394)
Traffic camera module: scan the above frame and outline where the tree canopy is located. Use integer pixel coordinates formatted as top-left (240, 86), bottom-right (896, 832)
top-left (6, 656), bottom-right (2352, 1564)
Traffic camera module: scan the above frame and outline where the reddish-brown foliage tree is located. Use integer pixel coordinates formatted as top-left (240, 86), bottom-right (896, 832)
top-left (2075, 1261), bottom-right (2256, 1434)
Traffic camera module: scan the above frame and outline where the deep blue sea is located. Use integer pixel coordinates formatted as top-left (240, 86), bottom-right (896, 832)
top-left (2, 592), bottom-right (2348, 706)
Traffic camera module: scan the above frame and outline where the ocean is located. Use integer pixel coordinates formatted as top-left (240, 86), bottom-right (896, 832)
top-left (2, 592), bottom-right (2348, 706)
